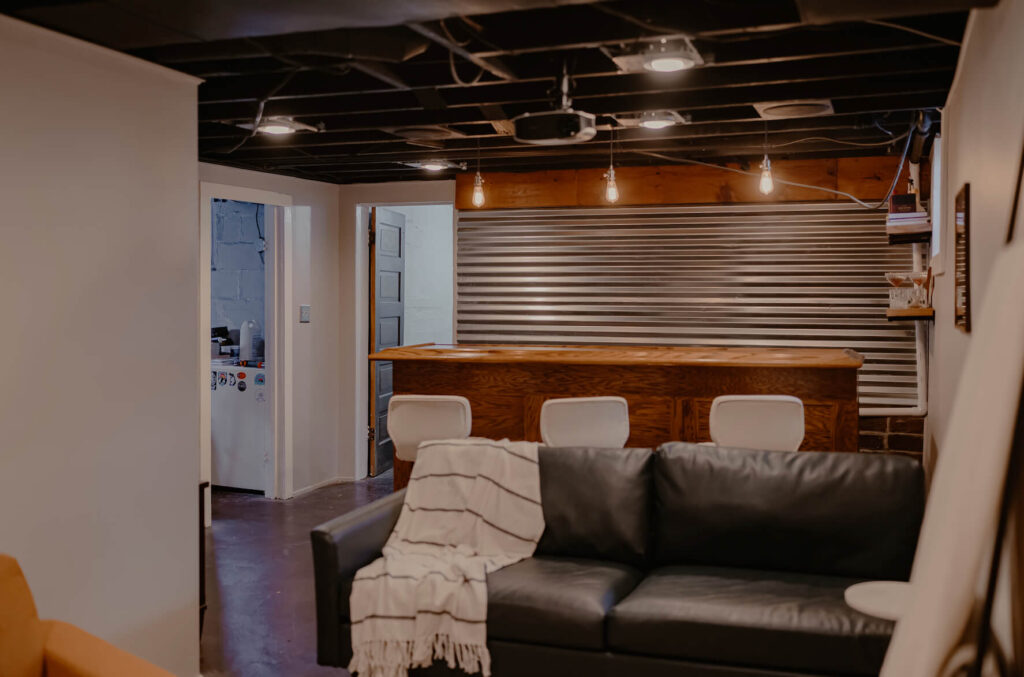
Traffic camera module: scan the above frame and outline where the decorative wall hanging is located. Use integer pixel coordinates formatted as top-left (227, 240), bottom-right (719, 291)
top-left (954, 183), bottom-right (971, 333)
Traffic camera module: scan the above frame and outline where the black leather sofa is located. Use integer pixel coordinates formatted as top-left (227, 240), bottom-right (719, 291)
top-left (311, 442), bottom-right (925, 677)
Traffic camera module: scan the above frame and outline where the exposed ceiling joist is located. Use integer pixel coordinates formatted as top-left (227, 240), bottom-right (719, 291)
top-left (2, 0), bottom-right (975, 183)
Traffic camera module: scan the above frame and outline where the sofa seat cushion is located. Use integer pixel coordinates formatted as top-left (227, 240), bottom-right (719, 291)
top-left (487, 556), bottom-right (643, 650)
top-left (608, 565), bottom-right (894, 676)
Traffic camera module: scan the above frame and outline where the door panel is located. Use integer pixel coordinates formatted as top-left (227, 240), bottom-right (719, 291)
top-left (369, 207), bottom-right (405, 476)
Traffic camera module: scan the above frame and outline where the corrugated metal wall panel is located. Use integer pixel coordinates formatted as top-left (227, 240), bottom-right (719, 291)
top-left (455, 202), bottom-right (920, 409)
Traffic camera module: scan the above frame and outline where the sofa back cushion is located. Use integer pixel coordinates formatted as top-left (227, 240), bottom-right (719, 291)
top-left (535, 446), bottom-right (653, 568)
top-left (653, 443), bottom-right (925, 580)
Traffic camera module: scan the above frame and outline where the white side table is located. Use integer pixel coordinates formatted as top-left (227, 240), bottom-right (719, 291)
top-left (844, 581), bottom-right (911, 621)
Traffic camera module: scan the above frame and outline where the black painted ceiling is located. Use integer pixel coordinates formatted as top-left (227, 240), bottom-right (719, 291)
top-left (4, 0), bottom-right (985, 183)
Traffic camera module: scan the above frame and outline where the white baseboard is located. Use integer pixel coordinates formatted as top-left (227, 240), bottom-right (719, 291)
top-left (291, 475), bottom-right (348, 498)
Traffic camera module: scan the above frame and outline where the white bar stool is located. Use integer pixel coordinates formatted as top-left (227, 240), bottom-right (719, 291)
top-left (540, 396), bottom-right (630, 448)
top-left (709, 395), bottom-right (805, 452)
top-left (387, 395), bottom-right (472, 464)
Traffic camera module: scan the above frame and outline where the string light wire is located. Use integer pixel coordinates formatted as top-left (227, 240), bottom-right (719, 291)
top-left (638, 122), bottom-right (915, 210)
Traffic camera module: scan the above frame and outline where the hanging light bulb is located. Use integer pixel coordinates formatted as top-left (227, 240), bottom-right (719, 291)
top-left (605, 165), bottom-right (619, 203)
top-left (605, 128), bottom-right (620, 203)
top-left (758, 154), bottom-right (774, 195)
top-left (472, 171), bottom-right (485, 208)
top-left (471, 138), bottom-right (486, 208)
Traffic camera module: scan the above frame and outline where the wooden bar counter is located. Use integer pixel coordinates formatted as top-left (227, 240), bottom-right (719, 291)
top-left (370, 344), bottom-right (863, 489)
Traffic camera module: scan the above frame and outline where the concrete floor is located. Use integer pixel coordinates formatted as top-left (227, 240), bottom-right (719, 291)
top-left (201, 473), bottom-right (393, 677)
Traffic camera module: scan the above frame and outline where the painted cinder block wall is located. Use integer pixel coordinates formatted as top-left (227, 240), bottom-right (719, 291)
top-left (387, 203), bottom-right (455, 347)
top-left (211, 198), bottom-right (265, 336)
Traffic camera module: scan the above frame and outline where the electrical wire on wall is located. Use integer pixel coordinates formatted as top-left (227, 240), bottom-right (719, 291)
top-left (255, 203), bottom-right (266, 265)
top-left (639, 122), bottom-right (916, 210)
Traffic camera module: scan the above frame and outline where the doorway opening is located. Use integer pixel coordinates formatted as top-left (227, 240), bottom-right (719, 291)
top-left (364, 203), bottom-right (455, 477)
top-left (209, 198), bottom-right (272, 496)
top-left (200, 183), bottom-right (293, 528)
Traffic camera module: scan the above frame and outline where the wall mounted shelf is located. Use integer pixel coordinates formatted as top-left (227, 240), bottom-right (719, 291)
top-left (886, 308), bottom-right (935, 321)
top-left (886, 222), bottom-right (931, 245)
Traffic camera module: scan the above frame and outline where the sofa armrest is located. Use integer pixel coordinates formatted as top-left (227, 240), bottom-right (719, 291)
top-left (310, 488), bottom-right (405, 666)
top-left (42, 620), bottom-right (174, 677)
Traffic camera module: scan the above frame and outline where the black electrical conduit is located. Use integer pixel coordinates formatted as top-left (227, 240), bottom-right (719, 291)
top-left (226, 68), bottom-right (302, 154)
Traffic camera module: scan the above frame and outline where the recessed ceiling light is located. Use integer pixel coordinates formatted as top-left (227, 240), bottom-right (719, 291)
top-left (612, 111), bottom-right (691, 129)
top-left (401, 159), bottom-right (468, 171)
top-left (643, 40), bottom-right (702, 73)
top-left (639, 111), bottom-right (679, 129)
top-left (259, 122), bottom-right (296, 135)
top-left (605, 40), bottom-right (704, 74)
top-left (238, 116), bottom-right (322, 135)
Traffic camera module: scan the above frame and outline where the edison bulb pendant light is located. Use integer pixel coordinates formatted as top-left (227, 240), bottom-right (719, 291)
top-left (472, 171), bottom-right (485, 207)
top-left (758, 154), bottom-right (774, 195)
top-left (605, 165), bottom-right (619, 203)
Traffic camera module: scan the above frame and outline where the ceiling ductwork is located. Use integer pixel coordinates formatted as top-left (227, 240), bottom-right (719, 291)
top-left (387, 125), bottom-right (466, 149)
top-left (135, 27), bottom-right (430, 64)
top-left (755, 100), bottom-right (835, 119)
top-left (6, 0), bottom-right (608, 49)
top-left (794, 0), bottom-right (998, 24)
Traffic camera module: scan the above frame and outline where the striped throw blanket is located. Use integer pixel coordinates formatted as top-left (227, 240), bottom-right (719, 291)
top-left (349, 438), bottom-right (545, 677)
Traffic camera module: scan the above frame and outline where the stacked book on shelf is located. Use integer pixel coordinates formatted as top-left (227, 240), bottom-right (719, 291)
top-left (886, 194), bottom-right (931, 243)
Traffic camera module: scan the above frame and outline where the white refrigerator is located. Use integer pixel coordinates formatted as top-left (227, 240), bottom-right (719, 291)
top-left (211, 364), bottom-right (269, 492)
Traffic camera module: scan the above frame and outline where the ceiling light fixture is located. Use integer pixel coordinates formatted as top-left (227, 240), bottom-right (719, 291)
top-left (643, 39), bottom-right (701, 73)
top-left (244, 116), bottom-right (321, 135)
top-left (402, 159), bottom-right (468, 172)
top-left (639, 111), bottom-right (681, 130)
top-left (472, 139), bottom-right (485, 208)
top-left (605, 129), bottom-right (619, 204)
top-left (611, 111), bottom-right (691, 129)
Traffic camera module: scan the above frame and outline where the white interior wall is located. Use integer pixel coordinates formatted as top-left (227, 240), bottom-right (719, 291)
top-left (199, 164), bottom-right (341, 494)
top-left (926, 4), bottom-right (1024, 656)
top-left (928, 1), bottom-right (1024, 455)
top-left (339, 182), bottom-right (457, 480)
top-left (0, 16), bottom-right (200, 676)
top-left (384, 204), bottom-right (455, 346)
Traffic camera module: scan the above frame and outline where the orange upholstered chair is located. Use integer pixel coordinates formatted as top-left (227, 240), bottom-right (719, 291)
top-left (0, 554), bottom-right (173, 677)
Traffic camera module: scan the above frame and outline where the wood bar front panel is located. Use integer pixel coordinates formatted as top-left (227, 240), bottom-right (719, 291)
top-left (391, 360), bottom-right (859, 452)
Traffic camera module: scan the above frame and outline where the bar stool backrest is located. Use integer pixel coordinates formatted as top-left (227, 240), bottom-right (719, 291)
top-left (540, 396), bottom-right (630, 448)
top-left (387, 395), bottom-right (472, 462)
top-left (709, 395), bottom-right (804, 452)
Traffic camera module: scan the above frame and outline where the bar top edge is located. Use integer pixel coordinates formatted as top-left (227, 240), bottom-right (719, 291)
top-left (369, 344), bottom-right (864, 368)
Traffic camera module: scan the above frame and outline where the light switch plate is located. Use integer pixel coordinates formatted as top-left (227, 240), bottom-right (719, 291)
top-left (299, 305), bottom-right (311, 323)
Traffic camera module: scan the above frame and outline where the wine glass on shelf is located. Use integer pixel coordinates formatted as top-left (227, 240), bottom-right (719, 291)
top-left (886, 272), bottom-right (907, 288)
top-left (886, 272), bottom-right (912, 310)
top-left (908, 271), bottom-right (929, 309)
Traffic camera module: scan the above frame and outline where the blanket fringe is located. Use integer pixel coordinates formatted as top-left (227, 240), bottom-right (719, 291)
top-left (350, 635), bottom-right (491, 677)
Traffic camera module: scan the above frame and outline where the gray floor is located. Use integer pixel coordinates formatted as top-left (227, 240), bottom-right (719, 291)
top-left (200, 473), bottom-right (392, 677)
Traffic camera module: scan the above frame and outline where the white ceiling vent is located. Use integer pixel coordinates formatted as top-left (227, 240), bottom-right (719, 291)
top-left (754, 99), bottom-right (834, 119)
top-left (387, 125), bottom-right (464, 149)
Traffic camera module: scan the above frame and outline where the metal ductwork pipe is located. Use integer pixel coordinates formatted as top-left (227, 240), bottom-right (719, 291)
top-left (139, 27), bottom-right (429, 64)
top-left (909, 111), bottom-right (934, 165)
top-left (795, 0), bottom-right (998, 24)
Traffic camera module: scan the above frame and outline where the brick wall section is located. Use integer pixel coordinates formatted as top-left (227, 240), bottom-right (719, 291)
top-left (859, 416), bottom-right (924, 456)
